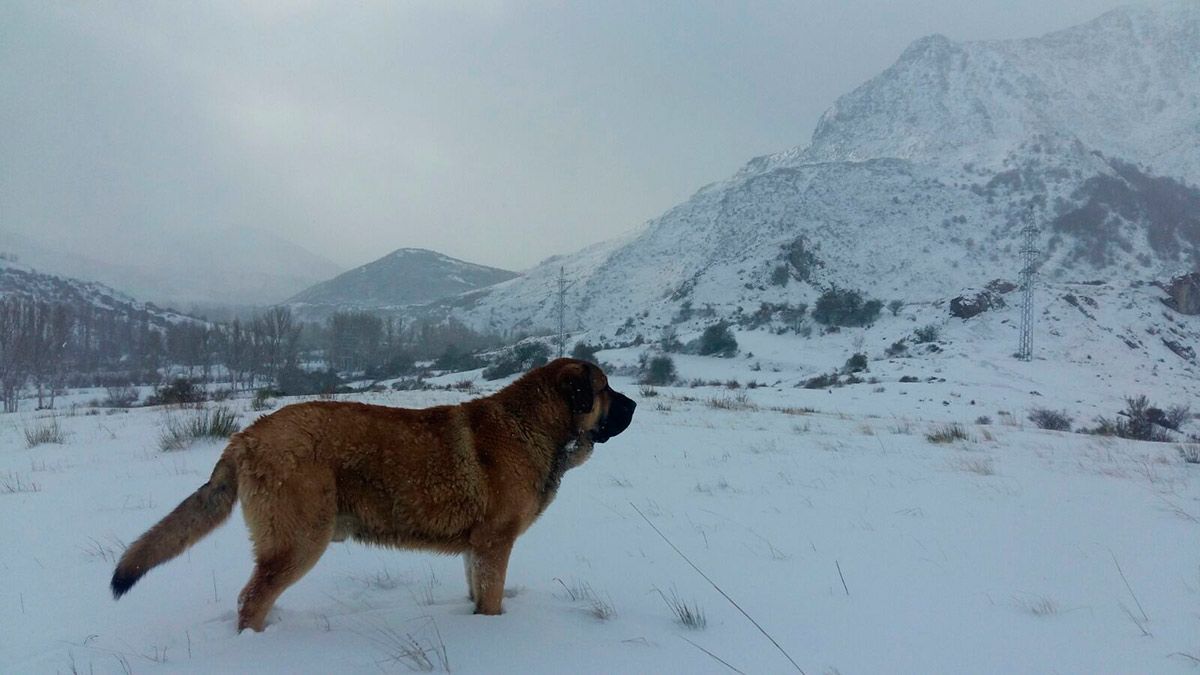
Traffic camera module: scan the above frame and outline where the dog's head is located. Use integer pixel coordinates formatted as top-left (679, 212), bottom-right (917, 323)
top-left (553, 358), bottom-right (635, 444)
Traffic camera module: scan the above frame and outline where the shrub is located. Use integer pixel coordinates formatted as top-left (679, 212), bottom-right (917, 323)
top-left (391, 378), bottom-right (429, 391)
top-left (672, 300), bottom-right (694, 324)
top-left (25, 415), bottom-right (66, 448)
top-left (913, 324), bottom-right (940, 343)
top-left (844, 352), bottom-right (868, 374)
top-left (888, 299), bottom-right (904, 316)
top-left (639, 353), bottom-right (677, 386)
top-left (251, 388), bottom-right (276, 411)
top-left (571, 342), bottom-right (600, 364)
top-left (1162, 404), bottom-right (1192, 431)
top-left (783, 235), bottom-right (822, 282)
top-left (433, 346), bottom-right (485, 372)
top-left (812, 286), bottom-right (882, 327)
top-left (159, 405), bottom-right (241, 451)
top-left (770, 264), bottom-right (790, 286)
top-left (1085, 395), bottom-right (1178, 442)
top-left (659, 326), bottom-right (684, 353)
top-left (103, 385), bottom-right (139, 408)
top-left (885, 340), bottom-right (908, 357)
top-left (363, 353), bottom-right (415, 381)
top-left (697, 321), bottom-right (738, 357)
top-left (1028, 408), bottom-right (1073, 431)
top-left (277, 366), bottom-right (342, 396)
top-left (802, 372), bottom-right (840, 389)
top-left (146, 378), bottom-right (206, 406)
top-left (975, 416), bottom-right (992, 425)
top-left (899, 375), bottom-right (920, 383)
top-left (777, 303), bottom-right (807, 332)
top-left (483, 342), bottom-right (552, 380)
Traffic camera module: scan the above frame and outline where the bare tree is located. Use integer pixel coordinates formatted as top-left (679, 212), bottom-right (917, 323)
top-left (255, 306), bottom-right (300, 380)
top-left (0, 298), bottom-right (33, 412)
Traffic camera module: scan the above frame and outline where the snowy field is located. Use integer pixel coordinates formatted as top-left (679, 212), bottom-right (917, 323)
top-left (2, 366), bottom-right (1199, 674)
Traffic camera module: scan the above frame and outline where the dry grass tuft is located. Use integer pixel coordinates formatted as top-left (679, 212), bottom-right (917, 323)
top-left (926, 423), bottom-right (970, 444)
top-left (1013, 595), bottom-right (1058, 616)
top-left (24, 415), bottom-right (66, 448)
top-left (1, 471), bottom-right (42, 494)
top-left (360, 616), bottom-right (450, 672)
top-left (705, 392), bottom-right (758, 411)
top-left (656, 587), bottom-right (707, 630)
top-left (159, 405), bottom-right (241, 451)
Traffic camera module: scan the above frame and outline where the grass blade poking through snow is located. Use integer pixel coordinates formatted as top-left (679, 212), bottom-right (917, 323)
top-left (631, 502), bottom-right (805, 674)
top-left (679, 635), bottom-right (746, 674)
top-left (654, 586), bottom-right (706, 629)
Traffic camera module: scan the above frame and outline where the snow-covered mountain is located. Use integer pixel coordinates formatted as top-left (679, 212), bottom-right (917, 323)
top-left (0, 257), bottom-right (193, 328)
top-left (762, 1), bottom-right (1200, 180)
top-left (1, 227), bottom-right (342, 309)
top-left (438, 2), bottom-right (1200, 344)
top-left (287, 248), bottom-right (518, 319)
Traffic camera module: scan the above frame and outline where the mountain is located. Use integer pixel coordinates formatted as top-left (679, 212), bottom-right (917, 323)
top-left (435, 2), bottom-right (1200, 345)
top-left (0, 256), bottom-right (193, 328)
top-left (287, 248), bottom-right (519, 318)
top-left (1, 227), bottom-right (343, 309)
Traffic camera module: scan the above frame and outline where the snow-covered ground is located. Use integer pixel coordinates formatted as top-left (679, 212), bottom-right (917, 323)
top-left (2, 358), bottom-right (1198, 674)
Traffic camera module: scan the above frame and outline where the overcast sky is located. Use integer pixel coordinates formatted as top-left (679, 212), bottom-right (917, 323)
top-left (1, 0), bottom-right (1130, 272)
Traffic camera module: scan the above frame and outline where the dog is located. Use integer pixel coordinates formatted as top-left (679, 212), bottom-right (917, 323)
top-left (110, 358), bottom-right (635, 632)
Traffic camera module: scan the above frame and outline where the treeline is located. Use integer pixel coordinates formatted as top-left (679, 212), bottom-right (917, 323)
top-left (0, 296), bottom-right (171, 411)
top-left (0, 294), bottom-right (505, 410)
top-left (162, 309), bottom-right (501, 390)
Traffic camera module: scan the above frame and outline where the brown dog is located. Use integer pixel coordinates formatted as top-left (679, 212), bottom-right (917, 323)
top-left (111, 358), bottom-right (635, 632)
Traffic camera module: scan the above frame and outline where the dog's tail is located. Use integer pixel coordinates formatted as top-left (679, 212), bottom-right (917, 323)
top-left (111, 444), bottom-right (240, 599)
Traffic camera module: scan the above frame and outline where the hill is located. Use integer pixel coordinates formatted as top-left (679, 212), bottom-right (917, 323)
top-left (287, 248), bottom-right (518, 319)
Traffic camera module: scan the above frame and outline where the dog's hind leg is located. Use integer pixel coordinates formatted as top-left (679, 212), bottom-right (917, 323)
top-left (236, 470), bottom-right (336, 632)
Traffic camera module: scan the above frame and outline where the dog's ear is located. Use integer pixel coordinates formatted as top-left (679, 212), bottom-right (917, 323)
top-left (557, 362), bottom-right (595, 414)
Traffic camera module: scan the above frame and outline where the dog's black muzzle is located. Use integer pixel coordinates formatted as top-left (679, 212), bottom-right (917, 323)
top-left (592, 388), bottom-right (636, 443)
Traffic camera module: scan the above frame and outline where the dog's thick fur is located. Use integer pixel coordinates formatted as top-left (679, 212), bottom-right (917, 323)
top-left (111, 358), bottom-right (635, 632)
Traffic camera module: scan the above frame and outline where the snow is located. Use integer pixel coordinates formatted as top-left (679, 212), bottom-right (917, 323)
top-left (2, 353), bottom-right (1198, 673)
top-left (3, 5), bottom-right (1198, 673)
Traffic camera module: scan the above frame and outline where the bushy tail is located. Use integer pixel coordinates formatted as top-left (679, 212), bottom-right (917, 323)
top-left (111, 449), bottom-right (239, 599)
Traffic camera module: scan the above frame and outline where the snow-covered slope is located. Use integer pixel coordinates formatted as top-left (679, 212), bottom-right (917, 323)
top-left (438, 2), bottom-right (1200, 349)
top-left (0, 258), bottom-right (192, 327)
top-left (3, 368), bottom-right (1199, 673)
top-left (287, 248), bottom-right (518, 320)
top-left (766, 1), bottom-right (1200, 180)
top-left (2, 227), bottom-right (342, 309)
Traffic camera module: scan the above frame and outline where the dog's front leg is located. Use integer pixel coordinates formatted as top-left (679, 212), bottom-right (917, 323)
top-left (463, 551), bottom-right (476, 601)
top-left (469, 537), bottom-right (515, 615)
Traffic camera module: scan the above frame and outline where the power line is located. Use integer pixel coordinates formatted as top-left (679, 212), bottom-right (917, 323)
top-left (1017, 210), bottom-right (1040, 361)
top-left (555, 266), bottom-right (572, 357)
